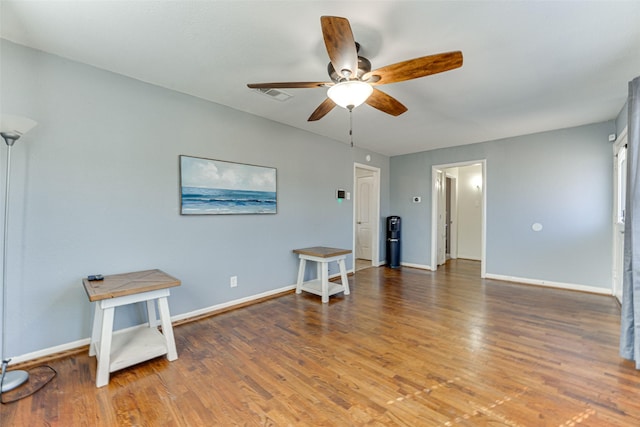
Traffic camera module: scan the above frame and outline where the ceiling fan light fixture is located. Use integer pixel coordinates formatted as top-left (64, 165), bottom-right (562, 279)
top-left (327, 80), bottom-right (373, 110)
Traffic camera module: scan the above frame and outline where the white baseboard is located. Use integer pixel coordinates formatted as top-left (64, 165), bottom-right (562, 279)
top-left (400, 262), bottom-right (434, 271)
top-left (171, 283), bottom-right (297, 323)
top-left (456, 256), bottom-right (481, 261)
top-left (11, 274), bottom-right (364, 364)
top-left (10, 337), bottom-right (92, 365)
top-left (484, 273), bottom-right (612, 295)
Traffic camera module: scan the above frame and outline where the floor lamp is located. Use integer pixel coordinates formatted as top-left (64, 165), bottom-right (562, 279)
top-left (0, 114), bottom-right (37, 393)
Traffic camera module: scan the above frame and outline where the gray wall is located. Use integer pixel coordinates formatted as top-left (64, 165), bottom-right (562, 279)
top-left (617, 100), bottom-right (628, 135)
top-left (0, 40), bottom-right (389, 358)
top-left (391, 121), bottom-right (615, 289)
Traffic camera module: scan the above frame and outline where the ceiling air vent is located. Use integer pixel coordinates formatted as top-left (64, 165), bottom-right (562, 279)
top-left (253, 88), bottom-right (292, 102)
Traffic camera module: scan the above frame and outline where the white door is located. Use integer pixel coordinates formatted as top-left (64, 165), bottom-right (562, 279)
top-left (613, 133), bottom-right (627, 303)
top-left (356, 175), bottom-right (373, 260)
top-left (436, 170), bottom-right (447, 266)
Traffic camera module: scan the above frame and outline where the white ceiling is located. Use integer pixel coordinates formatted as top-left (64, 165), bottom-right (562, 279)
top-left (1, 1), bottom-right (639, 156)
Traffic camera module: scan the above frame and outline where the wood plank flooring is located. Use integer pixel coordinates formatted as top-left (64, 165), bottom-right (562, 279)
top-left (2, 260), bottom-right (639, 426)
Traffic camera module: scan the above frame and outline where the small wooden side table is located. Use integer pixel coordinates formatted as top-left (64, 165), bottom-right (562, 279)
top-left (83, 269), bottom-right (181, 387)
top-left (293, 246), bottom-right (351, 303)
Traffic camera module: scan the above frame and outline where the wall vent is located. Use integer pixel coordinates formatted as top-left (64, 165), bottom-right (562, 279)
top-left (253, 88), bottom-right (293, 102)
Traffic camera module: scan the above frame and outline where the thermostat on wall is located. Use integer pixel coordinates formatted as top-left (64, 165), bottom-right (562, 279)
top-left (336, 189), bottom-right (346, 200)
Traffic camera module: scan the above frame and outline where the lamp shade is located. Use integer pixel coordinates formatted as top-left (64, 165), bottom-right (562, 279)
top-left (327, 81), bottom-right (373, 109)
top-left (0, 114), bottom-right (38, 136)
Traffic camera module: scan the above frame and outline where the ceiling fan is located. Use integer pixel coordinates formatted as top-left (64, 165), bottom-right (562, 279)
top-left (247, 16), bottom-right (463, 122)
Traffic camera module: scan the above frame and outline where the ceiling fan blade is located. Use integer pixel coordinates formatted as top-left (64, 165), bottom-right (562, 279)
top-left (247, 82), bottom-right (331, 89)
top-left (365, 88), bottom-right (408, 116)
top-left (321, 16), bottom-right (358, 79)
top-left (364, 51), bottom-right (463, 86)
top-left (308, 98), bottom-right (336, 121)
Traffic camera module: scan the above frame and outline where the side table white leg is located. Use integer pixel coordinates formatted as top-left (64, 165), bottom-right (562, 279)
top-left (321, 261), bottom-right (329, 303)
top-left (338, 258), bottom-right (350, 295)
top-left (146, 299), bottom-right (159, 327)
top-left (96, 305), bottom-right (115, 388)
top-left (89, 303), bottom-right (103, 357)
top-left (157, 297), bottom-right (178, 361)
top-left (295, 258), bottom-right (306, 294)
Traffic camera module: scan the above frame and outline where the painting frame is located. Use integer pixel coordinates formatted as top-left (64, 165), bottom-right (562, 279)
top-left (179, 155), bottom-right (277, 215)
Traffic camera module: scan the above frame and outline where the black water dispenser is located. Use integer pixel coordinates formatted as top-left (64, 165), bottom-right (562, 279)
top-left (386, 216), bottom-right (401, 268)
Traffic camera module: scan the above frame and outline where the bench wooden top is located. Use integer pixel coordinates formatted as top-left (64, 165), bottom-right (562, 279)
top-left (83, 269), bottom-right (181, 302)
top-left (293, 246), bottom-right (351, 258)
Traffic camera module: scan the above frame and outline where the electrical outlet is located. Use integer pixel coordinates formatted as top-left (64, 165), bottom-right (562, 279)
top-left (230, 276), bottom-right (238, 288)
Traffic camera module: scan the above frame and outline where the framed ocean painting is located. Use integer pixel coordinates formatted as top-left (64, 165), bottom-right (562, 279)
top-left (179, 155), bottom-right (277, 215)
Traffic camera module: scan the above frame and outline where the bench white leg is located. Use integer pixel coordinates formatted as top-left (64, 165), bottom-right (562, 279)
top-left (295, 258), bottom-right (306, 294)
top-left (338, 258), bottom-right (350, 295)
top-left (320, 261), bottom-right (329, 303)
top-left (89, 303), bottom-right (103, 357)
top-left (95, 306), bottom-right (114, 388)
top-left (146, 299), bottom-right (159, 327)
top-left (157, 296), bottom-right (178, 361)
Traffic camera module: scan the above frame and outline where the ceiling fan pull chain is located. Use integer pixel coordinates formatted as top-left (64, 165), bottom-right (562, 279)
top-left (349, 106), bottom-right (354, 148)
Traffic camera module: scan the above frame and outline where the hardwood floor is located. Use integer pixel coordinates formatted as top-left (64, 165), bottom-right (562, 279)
top-left (2, 260), bottom-right (639, 426)
top-left (355, 258), bottom-right (372, 271)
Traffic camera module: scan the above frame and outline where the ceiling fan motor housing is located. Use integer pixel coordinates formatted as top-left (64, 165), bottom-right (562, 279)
top-left (328, 55), bottom-right (372, 83)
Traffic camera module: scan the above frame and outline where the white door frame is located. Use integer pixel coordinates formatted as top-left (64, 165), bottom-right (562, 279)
top-left (436, 170), bottom-right (447, 266)
top-left (431, 160), bottom-right (487, 277)
top-left (353, 163), bottom-right (381, 267)
top-left (612, 127), bottom-right (628, 303)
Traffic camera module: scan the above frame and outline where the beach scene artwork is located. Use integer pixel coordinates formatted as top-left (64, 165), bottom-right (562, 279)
top-left (180, 156), bottom-right (277, 215)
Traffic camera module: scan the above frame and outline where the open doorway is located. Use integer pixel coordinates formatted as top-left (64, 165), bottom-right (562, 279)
top-left (353, 163), bottom-right (381, 271)
top-left (431, 160), bottom-right (486, 277)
